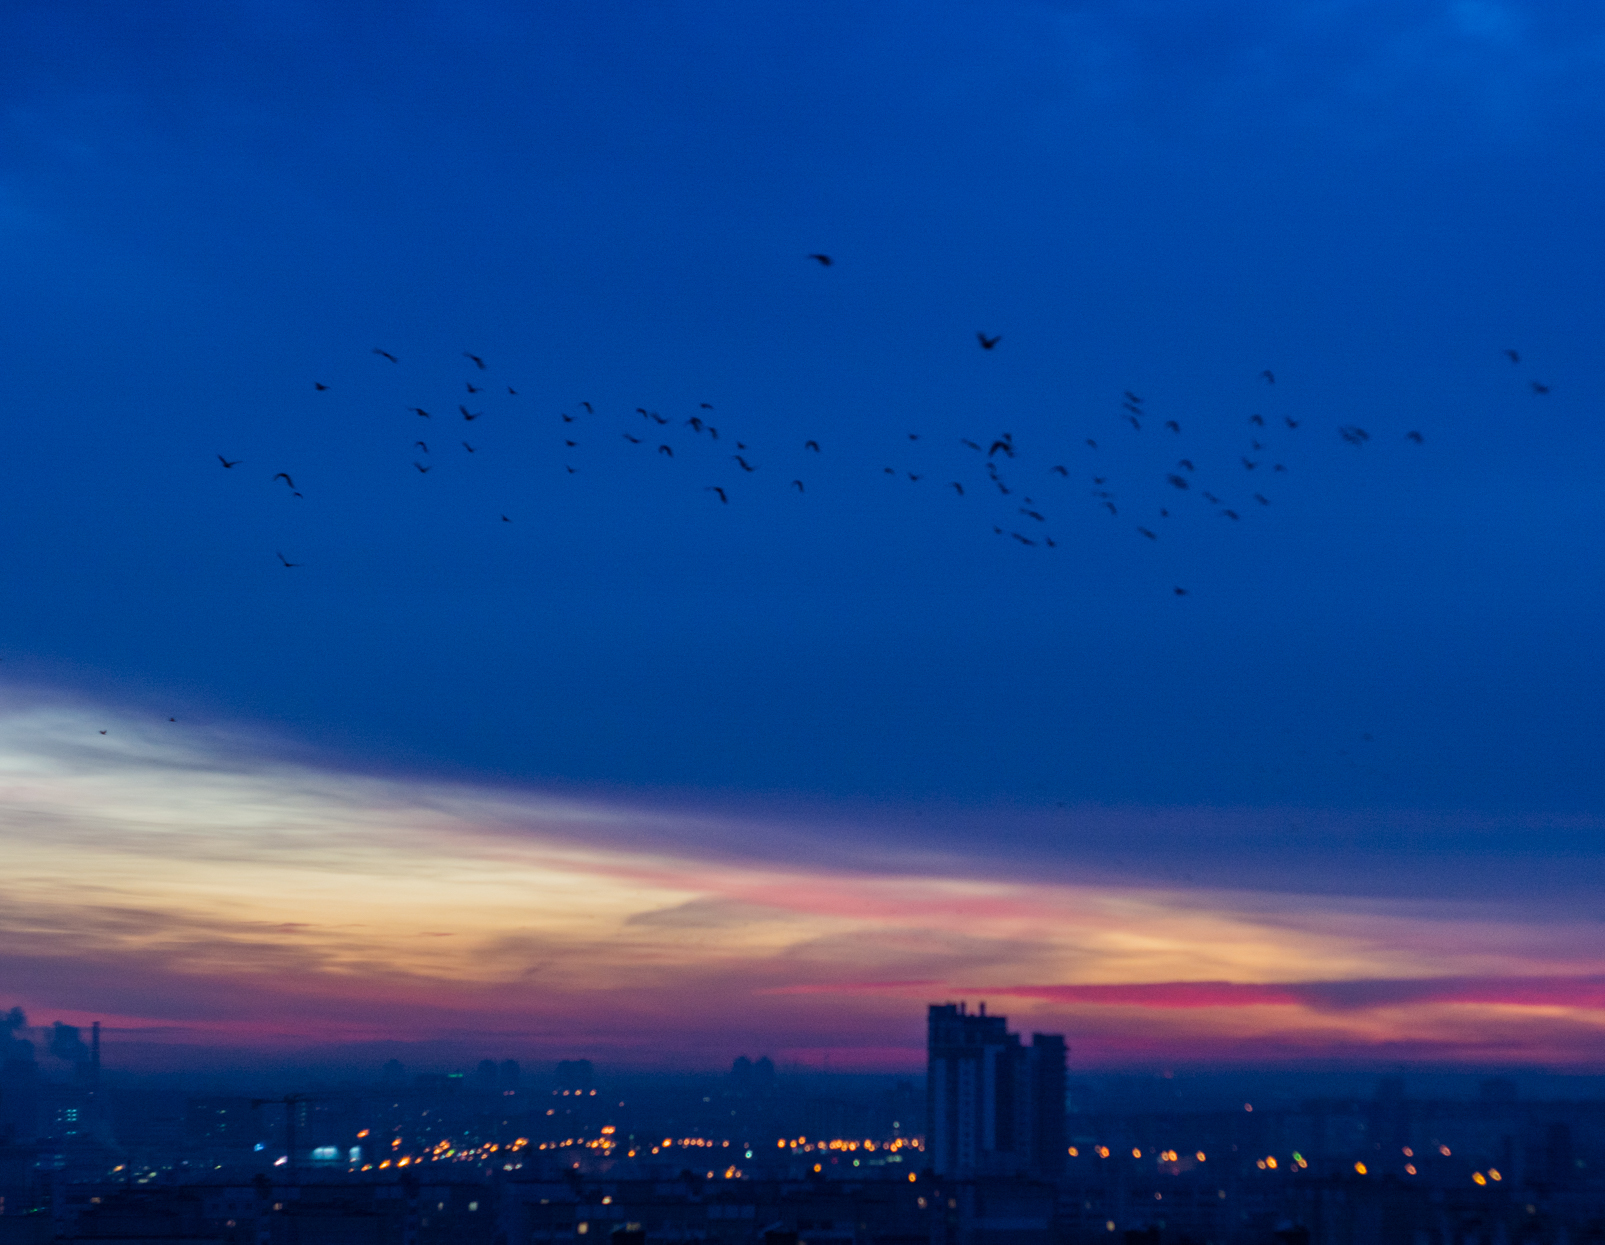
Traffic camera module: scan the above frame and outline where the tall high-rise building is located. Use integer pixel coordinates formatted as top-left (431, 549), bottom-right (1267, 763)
top-left (926, 1002), bottom-right (1066, 1178)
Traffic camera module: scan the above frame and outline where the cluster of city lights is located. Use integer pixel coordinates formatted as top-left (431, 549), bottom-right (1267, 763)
top-left (1067, 1147), bottom-right (1206, 1164)
top-left (777, 1138), bottom-right (918, 1154)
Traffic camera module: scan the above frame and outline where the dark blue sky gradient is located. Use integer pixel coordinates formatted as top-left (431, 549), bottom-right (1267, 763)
top-left (3, 1), bottom-right (1605, 877)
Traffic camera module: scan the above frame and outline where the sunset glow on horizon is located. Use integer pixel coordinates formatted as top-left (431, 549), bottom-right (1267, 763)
top-left (4, 695), bottom-right (1603, 1073)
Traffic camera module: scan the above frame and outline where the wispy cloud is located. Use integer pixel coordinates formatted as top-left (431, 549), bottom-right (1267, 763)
top-left (4, 696), bottom-right (1605, 1068)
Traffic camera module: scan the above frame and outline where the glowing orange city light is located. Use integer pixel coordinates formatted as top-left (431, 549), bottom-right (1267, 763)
top-left (1354, 1162), bottom-right (1367, 1175)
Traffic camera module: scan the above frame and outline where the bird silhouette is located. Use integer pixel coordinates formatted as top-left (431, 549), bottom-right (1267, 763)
top-left (804, 440), bottom-right (820, 452)
top-left (566, 466), bottom-right (576, 473)
top-left (1250, 414), bottom-right (1264, 426)
top-left (273, 472), bottom-right (295, 489)
top-left (1339, 426), bottom-right (1370, 445)
top-left (1138, 527), bottom-right (1157, 540)
top-left (1167, 474), bottom-right (1189, 489)
top-left (1242, 457), bottom-right (1258, 470)
top-left (276, 551), bottom-right (301, 567)
top-left (460, 406), bottom-right (482, 421)
top-left (1405, 430), bottom-right (1424, 443)
top-left (501, 514), bottom-right (511, 522)
top-left (372, 349), bottom-right (398, 362)
top-left (1284, 417), bottom-right (1299, 429)
top-left (507, 387), bottom-right (517, 395)
top-left (1086, 439), bottom-right (1098, 449)
top-left (1531, 381), bottom-right (1551, 395)
top-left (1093, 476), bottom-right (1107, 484)
top-left (409, 408), bottom-right (430, 418)
top-left (1104, 501), bottom-right (1117, 515)
top-left (658, 445), bottom-right (673, 456)
top-left (99, 730), bottom-right (107, 734)
top-left (218, 456), bottom-right (241, 469)
top-left (1177, 459), bottom-right (1194, 471)
top-left (687, 417), bottom-right (704, 432)
top-left (949, 482), bottom-right (964, 495)
top-left (732, 455), bottom-right (755, 472)
top-left (1051, 465), bottom-right (1068, 476)
top-left (564, 439), bottom-right (577, 448)
top-left (977, 332), bottom-right (1001, 350)
top-left (415, 441), bottom-right (429, 452)
top-left (884, 467), bottom-right (896, 474)
top-left (466, 382), bottom-right (483, 393)
top-left (1254, 493), bottom-right (1270, 505)
top-left (1173, 587), bottom-right (1188, 596)
top-left (1261, 370), bottom-right (1275, 384)
top-left (464, 352), bottom-right (486, 370)
top-left (1222, 509), bottom-right (1240, 520)
top-left (908, 433), bottom-right (919, 440)
top-left (700, 403), bottom-right (714, 409)
top-left (650, 412), bottom-right (669, 424)
top-left (314, 382), bottom-right (328, 391)
top-left (1011, 532), bottom-right (1036, 546)
top-left (1504, 349), bottom-right (1520, 364)
top-left (1124, 391), bottom-right (1144, 404)
top-left (705, 486), bottom-right (728, 503)
top-left (413, 462), bottom-right (430, 473)
top-left (1020, 508), bottom-right (1044, 521)
top-left (580, 402), bottom-right (594, 413)
top-left (623, 433), bottom-right (641, 444)
top-left (1122, 402), bottom-right (1143, 416)
top-left (462, 442), bottom-right (476, 453)
top-left (1165, 420), bottom-right (1180, 433)
top-left (1125, 416), bottom-right (1141, 431)
top-left (961, 439), bottom-right (981, 450)
top-left (807, 254), bottom-right (833, 266)
top-left (562, 413), bottom-right (575, 423)
top-left (1202, 491), bottom-right (1220, 504)
top-left (1274, 463), bottom-right (1287, 472)
top-left (988, 440), bottom-right (1015, 457)
top-left (791, 479), bottom-right (805, 492)
top-left (908, 473), bottom-right (922, 482)
top-left (707, 427), bottom-right (719, 439)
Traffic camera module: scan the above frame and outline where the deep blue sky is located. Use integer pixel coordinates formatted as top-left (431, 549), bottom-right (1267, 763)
top-left (3, 0), bottom-right (1604, 871)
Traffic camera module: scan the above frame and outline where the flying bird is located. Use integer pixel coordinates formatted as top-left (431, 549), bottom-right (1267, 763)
top-left (276, 551), bottom-right (301, 567)
top-left (413, 462), bottom-right (430, 473)
top-left (460, 406), bottom-right (482, 421)
top-left (501, 515), bottom-right (511, 522)
top-left (1202, 491), bottom-right (1220, 504)
top-left (1138, 527), bottom-right (1157, 540)
top-left (1122, 402), bottom-right (1143, 416)
top-left (507, 387), bottom-right (517, 395)
top-left (1531, 381), bottom-right (1550, 395)
top-left (1124, 391), bottom-right (1143, 404)
top-left (1167, 474), bottom-right (1189, 489)
top-left (700, 403), bottom-right (713, 409)
top-left (1085, 439), bottom-right (1098, 449)
top-left (1020, 509), bottom-right (1045, 522)
top-left (908, 473), bottom-right (922, 482)
top-left (1165, 420), bottom-right (1180, 433)
top-left (988, 440), bottom-right (1015, 457)
top-left (1051, 465), bottom-right (1068, 476)
top-left (462, 442), bottom-right (476, 453)
top-left (623, 433), bottom-right (641, 444)
top-left (707, 427), bottom-right (719, 439)
top-left (466, 382), bottom-right (482, 394)
top-left (463, 352), bottom-right (486, 370)
top-left (314, 383), bottom-right (328, 391)
top-left (1503, 349), bottom-right (1520, 364)
top-left (272, 472), bottom-right (295, 489)
top-left (977, 332), bottom-right (1001, 350)
top-left (804, 440), bottom-right (820, 452)
top-left (658, 445), bottom-right (673, 456)
top-left (562, 413), bottom-right (575, 423)
top-left (1242, 457), bottom-right (1258, 470)
top-left (1254, 493), bottom-right (1270, 505)
top-left (1339, 425), bottom-right (1370, 445)
top-left (372, 349), bottom-right (398, 362)
top-left (733, 455), bottom-right (755, 472)
top-left (791, 479), bottom-right (804, 492)
top-left (961, 439), bottom-right (981, 451)
top-left (414, 441), bottom-right (429, 451)
top-left (1011, 532), bottom-right (1036, 546)
top-left (687, 417), bottom-right (704, 432)
top-left (1249, 414), bottom-right (1264, 426)
top-left (1173, 587), bottom-right (1188, 596)
top-left (1124, 416), bottom-right (1141, 431)
top-left (1222, 509), bottom-right (1240, 520)
top-left (908, 433), bottom-right (919, 440)
top-left (949, 482), bottom-right (964, 495)
top-left (409, 408), bottom-right (430, 418)
top-left (217, 456), bottom-right (241, 468)
top-left (1177, 459), bottom-right (1194, 471)
top-left (1405, 430), bottom-right (1424, 443)
top-left (807, 254), bottom-right (832, 266)
top-left (564, 439), bottom-right (577, 447)
top-left (1261, 370), bottom-right (1275, 384)
top-left (1104, 501), bottom-right (1117, 515)
top-left (580, 402), bottom-right (594, 413)
top-left (1284, 417), bottom-right (1299, 429)
top-left (705, 486), bottom-right (728, 503)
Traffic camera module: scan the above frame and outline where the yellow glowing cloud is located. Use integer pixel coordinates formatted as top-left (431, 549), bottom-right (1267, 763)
top-left (2, 696), bottom-right (1603, 1065)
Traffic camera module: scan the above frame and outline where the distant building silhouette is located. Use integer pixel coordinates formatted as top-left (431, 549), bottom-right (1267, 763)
top-left (926, 1002), bottom-right (1066, 1178)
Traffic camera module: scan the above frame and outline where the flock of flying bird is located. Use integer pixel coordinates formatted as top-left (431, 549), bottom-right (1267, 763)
top-left (217, 256), bottom-right (1553, 595)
